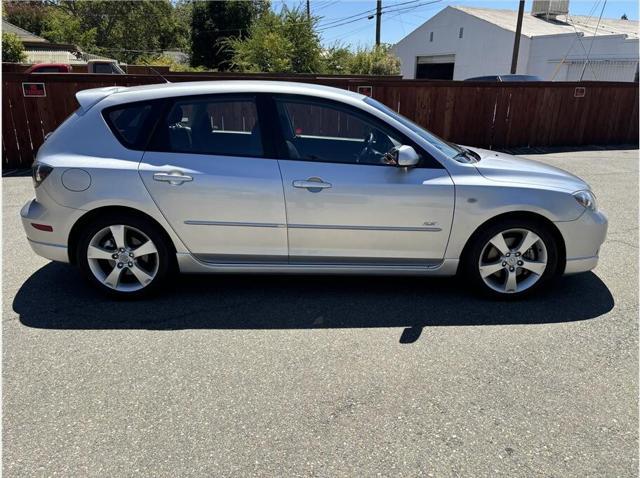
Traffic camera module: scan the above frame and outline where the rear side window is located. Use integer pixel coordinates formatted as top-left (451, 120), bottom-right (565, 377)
top-left (104, 102), bottom-right (156, 149)
top-left (149, 95), bottom-right (264, 157)
top-left (94, 63), bottom-right (115, 74)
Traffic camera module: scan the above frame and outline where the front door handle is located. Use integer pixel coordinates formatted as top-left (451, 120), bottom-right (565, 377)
top-left (292, 178), bottom-right (332, 190)
top-left (153, 171), bottom-right (193, 185)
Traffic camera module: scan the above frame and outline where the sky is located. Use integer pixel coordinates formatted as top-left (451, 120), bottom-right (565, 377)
top-left (273, 0), bottom-right (639, 48)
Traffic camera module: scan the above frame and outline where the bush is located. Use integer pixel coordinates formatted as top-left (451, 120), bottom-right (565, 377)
top-left (226, 7), bottom-right (321, 73)
top-left (348, 45), bottom-right (400, 76)
top-left (321, 43), bottom-right (400, 76)
top-left (2, 32), bottom-right (27, 63)
top-left (138, 54), bottom-right (207, 72)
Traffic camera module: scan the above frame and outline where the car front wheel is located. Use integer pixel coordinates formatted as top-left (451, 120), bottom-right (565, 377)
top-left (76, 213), bottom-right (172, 298)
top-left (465, 219), bottom-right (559, 298)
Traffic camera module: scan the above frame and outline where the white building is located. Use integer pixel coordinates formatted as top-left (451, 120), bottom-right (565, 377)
top-left (392, 4), bottom-right (639, 81)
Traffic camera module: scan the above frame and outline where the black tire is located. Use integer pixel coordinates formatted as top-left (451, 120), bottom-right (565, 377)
top-left (463, 217), bottom-right (559, 299)
top-left (76, 212), bottom-right (174, 299)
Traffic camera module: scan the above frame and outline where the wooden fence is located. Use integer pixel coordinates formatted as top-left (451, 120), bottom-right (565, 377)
top-left (2, 71), bottom-right (638, 170)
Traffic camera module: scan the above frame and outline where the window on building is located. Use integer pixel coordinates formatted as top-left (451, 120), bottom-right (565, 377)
top-left (429, 31), bottom-right (434, 42)
top-left (459, 27), bottom-right (464, 38)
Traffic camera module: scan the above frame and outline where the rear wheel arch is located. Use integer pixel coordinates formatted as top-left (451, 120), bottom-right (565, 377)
top-left (68, 206), bottom-right (177, 267)
top-left (459, 211), bottom-right (566, 275)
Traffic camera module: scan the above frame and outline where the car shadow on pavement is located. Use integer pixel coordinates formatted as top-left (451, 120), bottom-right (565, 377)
top-left (14, 262), bottom-right (614, 342)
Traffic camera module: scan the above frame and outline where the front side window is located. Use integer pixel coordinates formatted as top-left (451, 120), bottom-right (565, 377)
top-left (275, 98), bottom-right (403, 166)
top-left (151, 96), bottom-right (263, 157)
top-left (364, 97), bottom-right (463, 160)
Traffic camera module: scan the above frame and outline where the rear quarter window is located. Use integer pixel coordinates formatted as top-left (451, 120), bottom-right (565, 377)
top-left (103, 101), bottom-right (162, 150)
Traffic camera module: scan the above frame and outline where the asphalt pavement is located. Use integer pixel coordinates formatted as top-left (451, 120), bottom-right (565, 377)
top-left (3, 148), bottom-right (638, 477)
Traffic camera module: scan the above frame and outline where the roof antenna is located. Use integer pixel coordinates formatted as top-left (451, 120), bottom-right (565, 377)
top-left (147, 65), bottom-right (171, 83)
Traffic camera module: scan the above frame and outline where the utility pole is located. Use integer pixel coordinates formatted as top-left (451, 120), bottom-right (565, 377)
top-left (510, 0), bottom-right (525, 74)
top-left (375, 0), bottom-right (382, 46)
top-left (306, 0), bottom-right (311, 19)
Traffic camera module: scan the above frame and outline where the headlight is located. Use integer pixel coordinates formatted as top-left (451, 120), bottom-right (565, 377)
top-left (573, 190), bottom-right (597, 211)
top-left (32, 162), bottom-right (53, 188)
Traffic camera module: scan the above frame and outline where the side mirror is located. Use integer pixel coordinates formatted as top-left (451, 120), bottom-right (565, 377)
top-left (395, 145), bottom-right (420, 167)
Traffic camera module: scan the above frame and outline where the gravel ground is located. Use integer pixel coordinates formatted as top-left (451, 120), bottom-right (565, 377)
top-left (3, 149), bottom-right (638, 477)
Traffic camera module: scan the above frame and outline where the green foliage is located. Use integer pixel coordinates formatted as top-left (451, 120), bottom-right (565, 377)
top-left (190, 0), bottom-right (269, 70)
top-left (3, 1), bottom-right (48, 36)
top-left (138, 54), bottom-right (207, 73)
top-left (2, 0), bottom-right (401, 75)
top-left (2, 32), bottom-right (27, 63)
top-left (227, 6), bottom-right (322, 73)
top-left (3, 0), bottom-right (190, 64)
top-left (321, 44), bottom-right (353, 74)
top-left (40, 6), bottom-right (97, 50)
top-left (347, 44), bottom-right (401, 76)
top-left (280, 7), bottom-right (322, 73)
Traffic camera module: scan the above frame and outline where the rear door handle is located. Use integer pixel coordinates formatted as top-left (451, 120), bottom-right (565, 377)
top-left (153, 171), bottom-right (193, 185)
top-left (292, 179), bottom-right (332, 190)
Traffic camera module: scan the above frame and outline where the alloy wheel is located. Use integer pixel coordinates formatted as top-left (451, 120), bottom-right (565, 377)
top-left (478, 228), bottom-right (548, 294)
top-left (86, 224), bottom-right (159, 292)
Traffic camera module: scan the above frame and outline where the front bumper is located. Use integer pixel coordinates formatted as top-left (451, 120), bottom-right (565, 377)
top-left (20, 197), bottom-right (83, 263)
top-left (555, 208), bottom-right (608, 275)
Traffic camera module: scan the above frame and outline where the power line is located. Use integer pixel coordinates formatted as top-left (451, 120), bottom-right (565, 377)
top-left (322, 1), bottom-right (441, 44)
top-left (580, 0), bottom-right (608, 80)
top-left (551, 0), bottom-right (602, 80)
top-left (317, 0), bottom-right (441, 32)
top-left (317, 0), bottom-right (435, 30)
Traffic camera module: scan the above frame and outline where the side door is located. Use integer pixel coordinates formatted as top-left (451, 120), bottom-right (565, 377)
top-left (138, 94), bottom-right (288, 263)
top-left (272, 94), bottom-right (455, 265)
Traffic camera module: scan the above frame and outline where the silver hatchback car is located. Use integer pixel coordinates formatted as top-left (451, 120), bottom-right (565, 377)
top-left (21, 81), bottom-right (607, 298)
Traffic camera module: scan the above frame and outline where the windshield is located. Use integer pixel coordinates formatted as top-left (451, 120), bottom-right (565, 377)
top-left (364, 97), bottom-right (468, 160)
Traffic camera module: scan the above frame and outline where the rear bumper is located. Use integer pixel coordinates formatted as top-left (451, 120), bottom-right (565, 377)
top-left (555, 208), bottom-right (608, 275)
top-left (26, 238), bottom-right (69, 262)
top-left (21, 197), bottom-right (82, 263)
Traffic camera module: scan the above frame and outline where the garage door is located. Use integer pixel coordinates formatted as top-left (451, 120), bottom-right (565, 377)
top-left (416, 55), bottom-right (455, 80)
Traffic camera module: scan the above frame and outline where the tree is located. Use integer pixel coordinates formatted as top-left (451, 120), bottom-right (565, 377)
top-left (40, 6), bottom-right (97, 50)
top-left (226, 6), bottom-right (322, 73)
top-left (191, 0), bottom-right (269, 70)
top-left (2, 32), bottom-right (27, 63)
top-left (3, 1), bottom-right (49, 37)
top-left (4, 0), bottom-right (190, 64)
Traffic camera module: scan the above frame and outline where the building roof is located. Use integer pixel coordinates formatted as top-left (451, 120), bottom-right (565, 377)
top-left (453, 6), bottom-right (639, 39)
top-left (2, 19), bottom-right (48, 43)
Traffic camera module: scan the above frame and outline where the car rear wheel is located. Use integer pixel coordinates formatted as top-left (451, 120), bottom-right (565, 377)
top-left (465, 219), bottom-right (559, 298)
top-left (76, 213), bottom-right (172, 298)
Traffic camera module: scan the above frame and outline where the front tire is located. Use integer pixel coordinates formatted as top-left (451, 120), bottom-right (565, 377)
top-left (464, 218), bottom-right (559, 299)
top-left (76, 213), bottom-right (173, 298)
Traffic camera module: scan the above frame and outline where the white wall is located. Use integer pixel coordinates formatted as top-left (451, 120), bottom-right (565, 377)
top-left (528, 33), bottom-right (639, 81)
top-left (392, 6), bottom-right (530, 80)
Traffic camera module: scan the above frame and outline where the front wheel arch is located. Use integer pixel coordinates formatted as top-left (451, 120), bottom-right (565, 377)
top-left (458, 211), bottom-right (566, 276)
top-left (68, 206), bottom-right (177, 268)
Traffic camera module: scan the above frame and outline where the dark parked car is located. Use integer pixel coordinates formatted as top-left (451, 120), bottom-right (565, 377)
top-left (465, 74), bottom-right (544, 82)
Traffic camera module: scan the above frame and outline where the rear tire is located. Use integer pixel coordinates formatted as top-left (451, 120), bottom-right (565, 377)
top-left (76, 212), bottom-right (173, 299)
top-left (463, 218), bottom-right (559, 299)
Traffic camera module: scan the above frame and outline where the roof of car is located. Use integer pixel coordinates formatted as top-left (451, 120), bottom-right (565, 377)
top-left (107, 80), bottom-right (366, 103)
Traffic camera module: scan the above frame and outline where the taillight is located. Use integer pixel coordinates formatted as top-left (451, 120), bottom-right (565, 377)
top-left (32, 162), bottom-right (53, 188)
